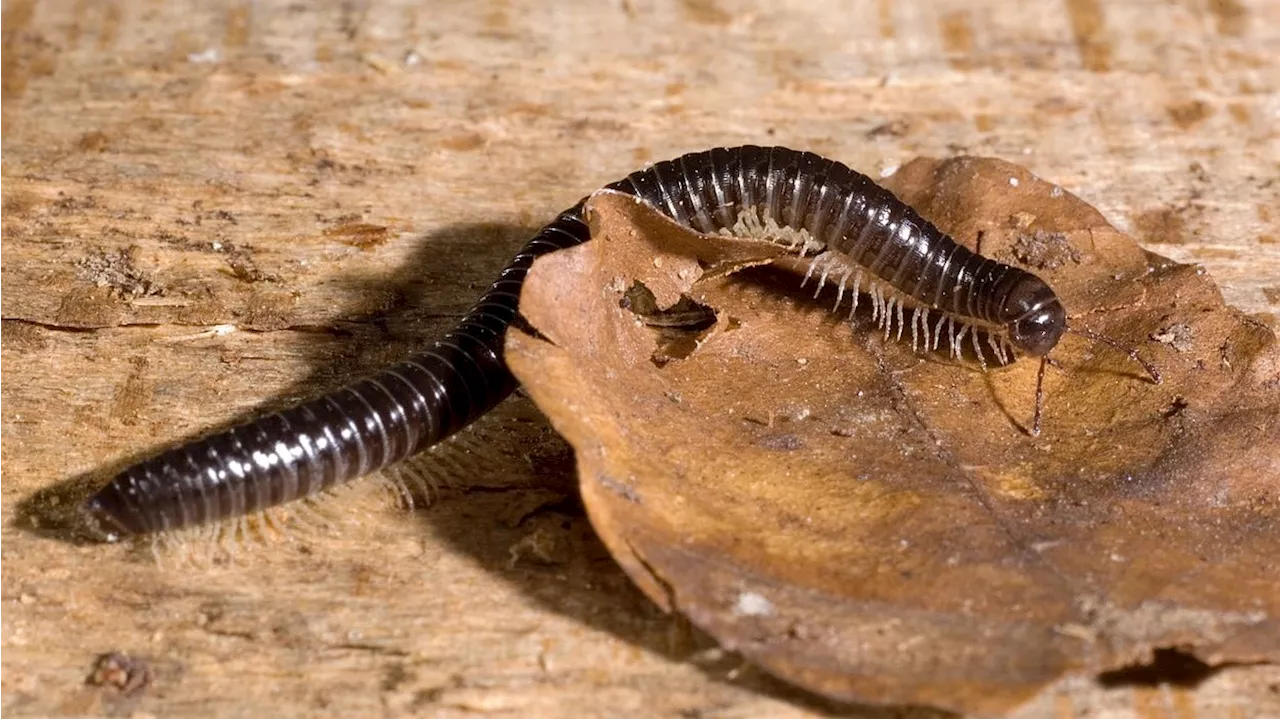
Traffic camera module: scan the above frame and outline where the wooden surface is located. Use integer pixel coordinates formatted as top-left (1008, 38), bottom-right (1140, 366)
top-left (3, 1), bottom-right (1277, 717)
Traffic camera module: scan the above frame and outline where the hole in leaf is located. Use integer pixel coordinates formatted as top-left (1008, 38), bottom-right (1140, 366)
top-left (1097, 647), bottom-right (1221, 688)
top-left (619, 281), bottom-right (718, 367)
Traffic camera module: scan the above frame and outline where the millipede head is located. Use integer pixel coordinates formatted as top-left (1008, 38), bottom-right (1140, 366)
top-left (1002, 276), bottom-right (1068, 357)
top-left (1007, 298), bottom-right (1067, 357)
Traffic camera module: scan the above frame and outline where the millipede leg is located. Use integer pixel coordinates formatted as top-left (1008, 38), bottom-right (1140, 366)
top-left (988, 334), bottom-right (1006, 365)
top-left (800, 253), bottom-right (825, 288)
top-left (911, 307), bottom-right (921, 352)
top-left (833, 267), bottom-right (852, 311)
top-left (815, 260), bottom-right (834, 296)
top-left (1032, 356), bottom-right (1048, 437)
top-left (848, 271), bottom-right (862, 321)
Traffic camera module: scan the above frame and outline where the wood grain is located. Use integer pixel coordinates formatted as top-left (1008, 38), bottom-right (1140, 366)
top-left (3, 1), bottom-right (1277, 717)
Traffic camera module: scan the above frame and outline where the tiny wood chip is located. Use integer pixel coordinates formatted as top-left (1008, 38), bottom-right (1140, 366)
top-left (504, 158), bottom-right (1280, 716)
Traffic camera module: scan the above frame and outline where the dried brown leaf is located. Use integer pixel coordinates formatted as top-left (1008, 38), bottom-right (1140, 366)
top-left (504, 157), bottom-right (1280, 715)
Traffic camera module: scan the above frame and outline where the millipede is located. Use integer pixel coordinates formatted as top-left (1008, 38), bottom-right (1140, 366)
top-left (82, 145), bottom-right (1161, 538)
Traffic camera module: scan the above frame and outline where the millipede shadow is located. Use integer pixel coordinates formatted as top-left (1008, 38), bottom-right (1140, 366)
top-left (980, 371), bottom-right (1033, 436)
top-left (14, 221), bottom-right (544, 543)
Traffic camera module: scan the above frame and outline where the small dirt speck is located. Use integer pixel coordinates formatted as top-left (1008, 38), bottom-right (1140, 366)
top-left (1011, 230), bottom-right (1081, 270)
top-left (1150, 323), bottom-right (1195, 352)
top-left (52, 193), bottom-right (98, 214)
top-left (1166, 100), bottom-right (1214, 130)
top-left (220, 242), bottom-right (281, 283)
top-left (866, 119), bottom-right (910, 139)
top-left (77, 130), bottom-right (110, 152)
top-left (758, 433), bottom-right (805, 451)
top-left (74, 246), bottom-right (158, 297)
top-left (323, 222), bottom-right (391, 250)
top-left (87, 652), bottom-right (150, 697)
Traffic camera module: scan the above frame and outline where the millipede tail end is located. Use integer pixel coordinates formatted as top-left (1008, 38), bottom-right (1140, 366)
top-left (81, 488), bottom-right (137, 542)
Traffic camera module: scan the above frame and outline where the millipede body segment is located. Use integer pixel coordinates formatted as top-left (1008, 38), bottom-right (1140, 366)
top-left (82, 146), bottom-right (1127, 537)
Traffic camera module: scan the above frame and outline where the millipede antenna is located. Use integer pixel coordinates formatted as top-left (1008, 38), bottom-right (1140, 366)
top-left (1067, 325), bottom-right (1163, 385)
top-left (1029, 325), bottom-right (1163, 437)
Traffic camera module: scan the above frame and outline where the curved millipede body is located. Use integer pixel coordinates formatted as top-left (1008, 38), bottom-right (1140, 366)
top-left (83, 146), bottom-right (1158, 537)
